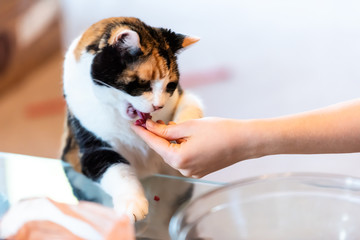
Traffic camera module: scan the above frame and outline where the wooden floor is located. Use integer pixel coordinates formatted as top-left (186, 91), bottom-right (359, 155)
top-left (0, 52), bottom-right (66, 159)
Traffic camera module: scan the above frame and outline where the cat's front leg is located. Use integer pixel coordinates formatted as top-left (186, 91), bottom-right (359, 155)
top-left (173, 91), bottom-right (203, 123)
top-left (81, 149), bottom-right (148, 221)
top-left (100, 164), bottom-right (148, 221)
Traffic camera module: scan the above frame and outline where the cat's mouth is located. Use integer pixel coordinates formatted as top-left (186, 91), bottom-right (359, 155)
top-left (127, 104), bottom-right (152, 127)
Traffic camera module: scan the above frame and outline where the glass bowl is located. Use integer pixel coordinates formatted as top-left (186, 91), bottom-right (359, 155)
top-left (169, 173), bottom-right (360, 240)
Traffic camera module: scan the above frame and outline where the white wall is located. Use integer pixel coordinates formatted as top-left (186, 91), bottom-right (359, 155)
top-left (60, 0), bottom-right (360, 182)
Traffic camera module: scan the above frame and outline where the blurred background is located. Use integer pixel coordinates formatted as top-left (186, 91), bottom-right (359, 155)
top-left (1, 0), bottom-right (360, 182)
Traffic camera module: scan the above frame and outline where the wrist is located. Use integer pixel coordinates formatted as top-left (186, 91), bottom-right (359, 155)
top-left (240, 118), bottom-right (283, 159)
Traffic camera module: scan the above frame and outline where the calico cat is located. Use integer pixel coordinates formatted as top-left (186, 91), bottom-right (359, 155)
top-left (61, 17), bottom-right (203, 221)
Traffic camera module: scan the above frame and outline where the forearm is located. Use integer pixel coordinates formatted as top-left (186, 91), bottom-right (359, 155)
top-left (251, 99), bottom-right (360, 157)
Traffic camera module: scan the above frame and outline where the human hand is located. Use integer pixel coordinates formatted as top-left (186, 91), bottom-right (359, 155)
top-left (132, 99), bottom-right (360, 178)
top-left (132, 117), bottom-right (260, 178)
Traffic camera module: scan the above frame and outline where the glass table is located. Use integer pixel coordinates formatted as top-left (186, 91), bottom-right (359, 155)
top-left (0, 152), bottom-right (225, 239)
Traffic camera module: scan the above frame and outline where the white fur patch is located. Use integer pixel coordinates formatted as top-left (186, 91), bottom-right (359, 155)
top-left (152, 79), bottom-right (167, 108)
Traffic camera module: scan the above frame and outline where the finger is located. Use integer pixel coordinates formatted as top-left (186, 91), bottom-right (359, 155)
top-left (168, 121), bottom-right (184, 143)
top-left (156, 120), bottom-right (165, 125)
top-left (131, 124), bottom-right (179, 158)
top-left (191, 175), bottom-right (202, 179)
top-left (145, 119), bottom-right (188, 140)
top-left (154, 120), bottom-right (185, 143)
top-left (179, 169), bottom-right (192, 178)
top-left (176, 138), bottom-right (186, 144)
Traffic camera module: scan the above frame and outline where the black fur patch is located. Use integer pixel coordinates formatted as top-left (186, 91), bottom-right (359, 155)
top-left (157, 47), bottom-right (171, 69)
top-left (160, 28), bottom-right (185, 54)
top-left (91, 45), bottom-right (127, 86)
top-left (86, 43), bottom-right (100, 53)
top-left (90, 45), bottom-right (152, 96)
top-left (69, 115), bottom-right (129, 181)
top-left (124, 76), bottom-right (152, 95)
top-left (69, 116), bottom-right (109, 150)
top-left (81, 149), bottom-right (127, 180)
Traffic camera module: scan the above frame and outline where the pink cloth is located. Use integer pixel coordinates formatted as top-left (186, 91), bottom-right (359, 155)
top-left (0, 198), bottom-right (135, 240)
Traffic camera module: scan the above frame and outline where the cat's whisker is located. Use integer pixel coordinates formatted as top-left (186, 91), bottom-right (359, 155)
top-left (93, 79), bottom-right (118, 90)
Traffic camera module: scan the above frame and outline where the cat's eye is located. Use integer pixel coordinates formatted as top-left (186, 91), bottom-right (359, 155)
top-left (122, 77), bottom-right (152, 96)
top-left (139, 79), bottom-right (147, 84)
top-left (166, 82), bottom-right (178, 92)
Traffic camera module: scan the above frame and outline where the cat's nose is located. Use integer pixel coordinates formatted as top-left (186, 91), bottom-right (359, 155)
top-left (153, 105), bottom-right (164, 111)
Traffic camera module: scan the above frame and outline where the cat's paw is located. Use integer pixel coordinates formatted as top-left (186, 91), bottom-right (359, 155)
top-left (113, 194), bottom-right (149, 222)
top-left (173, 106), bottom-right (203, 123)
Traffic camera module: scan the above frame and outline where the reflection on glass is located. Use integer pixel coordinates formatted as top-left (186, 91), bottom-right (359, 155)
top-left (0, 152), bottom-right (224, 239)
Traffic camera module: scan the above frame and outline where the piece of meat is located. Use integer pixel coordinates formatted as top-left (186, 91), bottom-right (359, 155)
top-left (134, 111), bottom-right (152, 128)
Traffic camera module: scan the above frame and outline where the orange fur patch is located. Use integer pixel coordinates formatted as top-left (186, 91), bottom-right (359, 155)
top-left (73, 17), bottom-right (143, 61)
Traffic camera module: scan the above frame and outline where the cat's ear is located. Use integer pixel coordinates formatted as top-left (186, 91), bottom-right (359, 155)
top-left (112, 29), bottom-right (141, 56)
top-left (182, 36), bottom-right (200, 48)
top-left (160, 28), bottom-right (199, 54)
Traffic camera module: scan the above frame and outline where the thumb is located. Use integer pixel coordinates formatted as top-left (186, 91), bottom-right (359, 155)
top-left (145, 120), bottom-right (187, 140)
top-left (131, 123), bottom-right (182, 162)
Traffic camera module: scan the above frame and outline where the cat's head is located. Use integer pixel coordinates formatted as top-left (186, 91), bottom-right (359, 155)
top-left (73, 17), bottom-right (198, 120)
